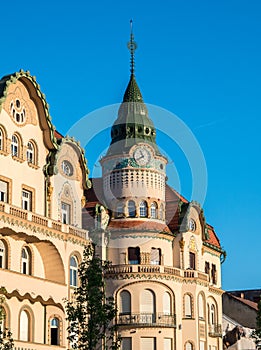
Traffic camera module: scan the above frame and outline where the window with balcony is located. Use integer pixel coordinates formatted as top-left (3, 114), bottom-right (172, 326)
top-left (0, 180), bottom-right (8, 203)
top-left (61, 202), bottom-right (71, 224)
top-left (140, 289), bottom-right (155, 323)
top-left (50, 317), bottom-right (60, 345)
top-left (163, 292), bottom-right (171, 315)
top-left (150, 248), bottom-right (161, 265)
top-left (128, 247), bottom-right (140, 264)
top-left (119, 290), bottom-right (131, 315)
top-left (189, 252), bottom-right (196, 270)
top-left (70, 256), bottom-right (78, 287)
top-left (22, 189), bottom-right (32, 211)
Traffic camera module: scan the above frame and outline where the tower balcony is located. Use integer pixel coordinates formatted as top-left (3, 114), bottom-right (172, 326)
top-left (117, 312), bottom-right (176, 328)
top-left (105, 264), bottom-right (209, 283)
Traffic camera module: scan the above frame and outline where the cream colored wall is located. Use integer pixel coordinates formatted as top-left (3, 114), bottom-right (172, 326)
top-left (52, 142), bottom-right (84, 226)
top-left (0, 81), bottom-right (50, 216)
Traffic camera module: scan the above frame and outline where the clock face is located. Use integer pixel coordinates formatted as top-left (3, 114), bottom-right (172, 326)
top-left (133, 146), bottom-right (152, 166)
top-left (62, 160), bottom-right (74, 176)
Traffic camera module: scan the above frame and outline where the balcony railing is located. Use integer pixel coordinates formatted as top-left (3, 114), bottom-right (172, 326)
top-left (117, 313), bottom-right (176, 328)
top-left (0, 201), bottom-right (88, 241)
top-left (209, 324), bottom-right (222, 337)
top-left (105, 264), bottom-right (209, 282)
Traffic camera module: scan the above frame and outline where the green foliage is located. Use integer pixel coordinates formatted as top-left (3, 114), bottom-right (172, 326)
top-left (251, 296), bottom-right (261, 347)
top-left (66, 244), bottom-right (120, 350)
top-left (0, 287), bottom-right (14, 350)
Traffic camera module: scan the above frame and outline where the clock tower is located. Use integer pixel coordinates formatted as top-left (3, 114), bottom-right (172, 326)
top-left (100, 24), bottom-right (167, 222)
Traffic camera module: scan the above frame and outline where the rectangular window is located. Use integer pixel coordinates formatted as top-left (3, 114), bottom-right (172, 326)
top-left (189, 252), bottom-right (196, 270)
top-left (128, 247), bottom-right (140, 264)
top-left (22, 190), bottom-right (32, 211)
top-left (151, 248), bottom-right (161, 265)
top-left (140, 337), bottom-right (155, 350)
top-left (121, 337), bottom-right (132, 350)
top-left (164, 338), bottom-right (172, 350)
top-left (211, 264), bottom-right (217, 284)
top-left (199, 341), bottom-right (205, 350)
top-left (0, 180), bottom-right (8, 203)
top-left (61, 202), bottom-right (71, 224)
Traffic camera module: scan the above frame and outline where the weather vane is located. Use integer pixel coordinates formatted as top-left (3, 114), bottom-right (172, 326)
top-left (127, 19), bottom-right (137, 75)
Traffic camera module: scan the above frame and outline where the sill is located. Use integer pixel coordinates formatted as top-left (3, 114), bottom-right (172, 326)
top-left (12, 155), bottom-right (24, 163)
top-left (28, 162), bottom-right (40, 169)
top-left (0, 150), bottom-right (8, 156)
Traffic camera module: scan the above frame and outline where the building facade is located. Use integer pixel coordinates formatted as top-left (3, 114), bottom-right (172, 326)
top-left (83, 32), bottom-right (226, 350)
top-left (0, 33), bottom-right (225, 350)
top-left (0, 70), bottom-right (91, 349)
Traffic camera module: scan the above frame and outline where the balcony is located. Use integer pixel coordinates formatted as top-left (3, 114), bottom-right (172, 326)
top-left (0, 202), bottom-right (88, 241)
top-left (208, 324), bottom-right (222, 337)
top-left (117, 313), bottom-right (176, 328)
top-left (105, 264), bottom-right (209, 282)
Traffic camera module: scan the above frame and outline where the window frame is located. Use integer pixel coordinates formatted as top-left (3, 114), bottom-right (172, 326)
top-left (139, 200), bottom-right (148, 217)
top-left (70, 255), bottom-right (78, 287)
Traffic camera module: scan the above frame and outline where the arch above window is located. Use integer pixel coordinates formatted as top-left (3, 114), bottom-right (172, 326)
top-left (163, 291), bottom-right (171, 315)
top-left (50, 317), bottom-right (60, 345)
top-left (0, 240), bottom-right (7, 269)
top-left (184, 294), bottom-right (193, 318)
top-left (19, 309), bottom-right (31, 341)
top-left (185, 341), bottom-right (193, 350)
top-left (21, 247), bottom-right (32, 275)
top-left (150, 202), bottom-right (158, 219)
top-left (27, 141), bottom-right (37, 166)
top-left (11, 134), bottom-right (19, 157)
top-left (198, 293), bottom-right (205, 320)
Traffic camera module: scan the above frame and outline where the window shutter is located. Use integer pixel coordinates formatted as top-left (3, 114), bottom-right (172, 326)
top-left (140, 337), bottom-right (155, 350)
top-left (163, 292), bottom-right (171, 314)
top-left (120, 291), bottom-right (131, 314)
top-left (164, 338), bottom-right (172, 350)
top-left (141, 290), bottom-right (154, 313)
top-left (121, 337), bottom-right (131, 350)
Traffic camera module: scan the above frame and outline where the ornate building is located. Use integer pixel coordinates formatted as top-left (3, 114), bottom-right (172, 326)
top-left (0, 70), bottom-right (91, 348)
top-left (0, 29), bottom-right (225, 350)
top-left (83, 29), bottom-right (226, 350)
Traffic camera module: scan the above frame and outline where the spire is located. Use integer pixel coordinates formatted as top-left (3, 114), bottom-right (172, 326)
top-left (128, 19), bottom-right (137, 75)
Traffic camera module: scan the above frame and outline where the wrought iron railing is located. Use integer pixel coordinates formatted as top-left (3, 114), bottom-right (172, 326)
top-left (117, 313), bottom-right (176, 328)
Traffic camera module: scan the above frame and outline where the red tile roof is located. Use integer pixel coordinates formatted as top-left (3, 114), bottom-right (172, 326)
top-left (228, 293), bottom-right (258, 311)
top-left (108, 219), bottom-right (172, 233)
top-left (54, 130), bottom-right (63, 139)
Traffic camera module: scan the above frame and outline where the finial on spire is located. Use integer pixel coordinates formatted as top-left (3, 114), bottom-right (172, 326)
top-left (127, 19), bottom-right (137, 75)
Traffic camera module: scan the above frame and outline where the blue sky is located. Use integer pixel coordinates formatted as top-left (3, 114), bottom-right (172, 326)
top-left (1, 0), bottom-right (261, 291)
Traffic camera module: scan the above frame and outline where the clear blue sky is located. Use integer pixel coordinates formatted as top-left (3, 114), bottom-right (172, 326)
top-left (1, 0), bottom-right (261, 291)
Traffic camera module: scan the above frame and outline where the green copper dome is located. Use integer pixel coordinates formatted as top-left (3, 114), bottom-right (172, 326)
top-left (106, 73), bottom-right (160, 156)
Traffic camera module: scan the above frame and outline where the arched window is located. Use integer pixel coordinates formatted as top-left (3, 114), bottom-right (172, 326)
top-left (70, 256), bottom-right (78, 287)
top-left (163, 292), bottom-right (171, 315)
top-left (27, 141), bottom-right (35, 164)
top-left (184, 294), bottom-right (192, 318)
top-left (21, 247), bottom-right (31, 275)
top-left (19, 310), bottom-right (30, 341)
top-left (159, 204), bottom-right (164, 220)
top-left (150, 248), bottom-right (161, 265)
top-left (0, 129), bottom-right (2, 151)
top-left (210, 304), bottom-right (216, 325)
top-left (0, 305), bottom-right (7, 332)
top-left (116, 202), bottom-right (124, 217)
top-left (198, 294), bottom-right (204, 320)
top-left (128, 201), bottom-right (136, 217)
top-left (0, 240), bottom-right (7, 269)
top-left (150, 202), bottom-right (157, 219)
top-left (11, 135), bottom-right (19, 157)
top-left (119, 290), bottom-right (131, 315)
top-left (140, 289), bottom-right (155, 323)
top-left (139, 201), bottom-right (148, 217)
top-left (50, 317), bottom-right (60, 345)
top-left (185, 342), bottom-right (193, 350)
